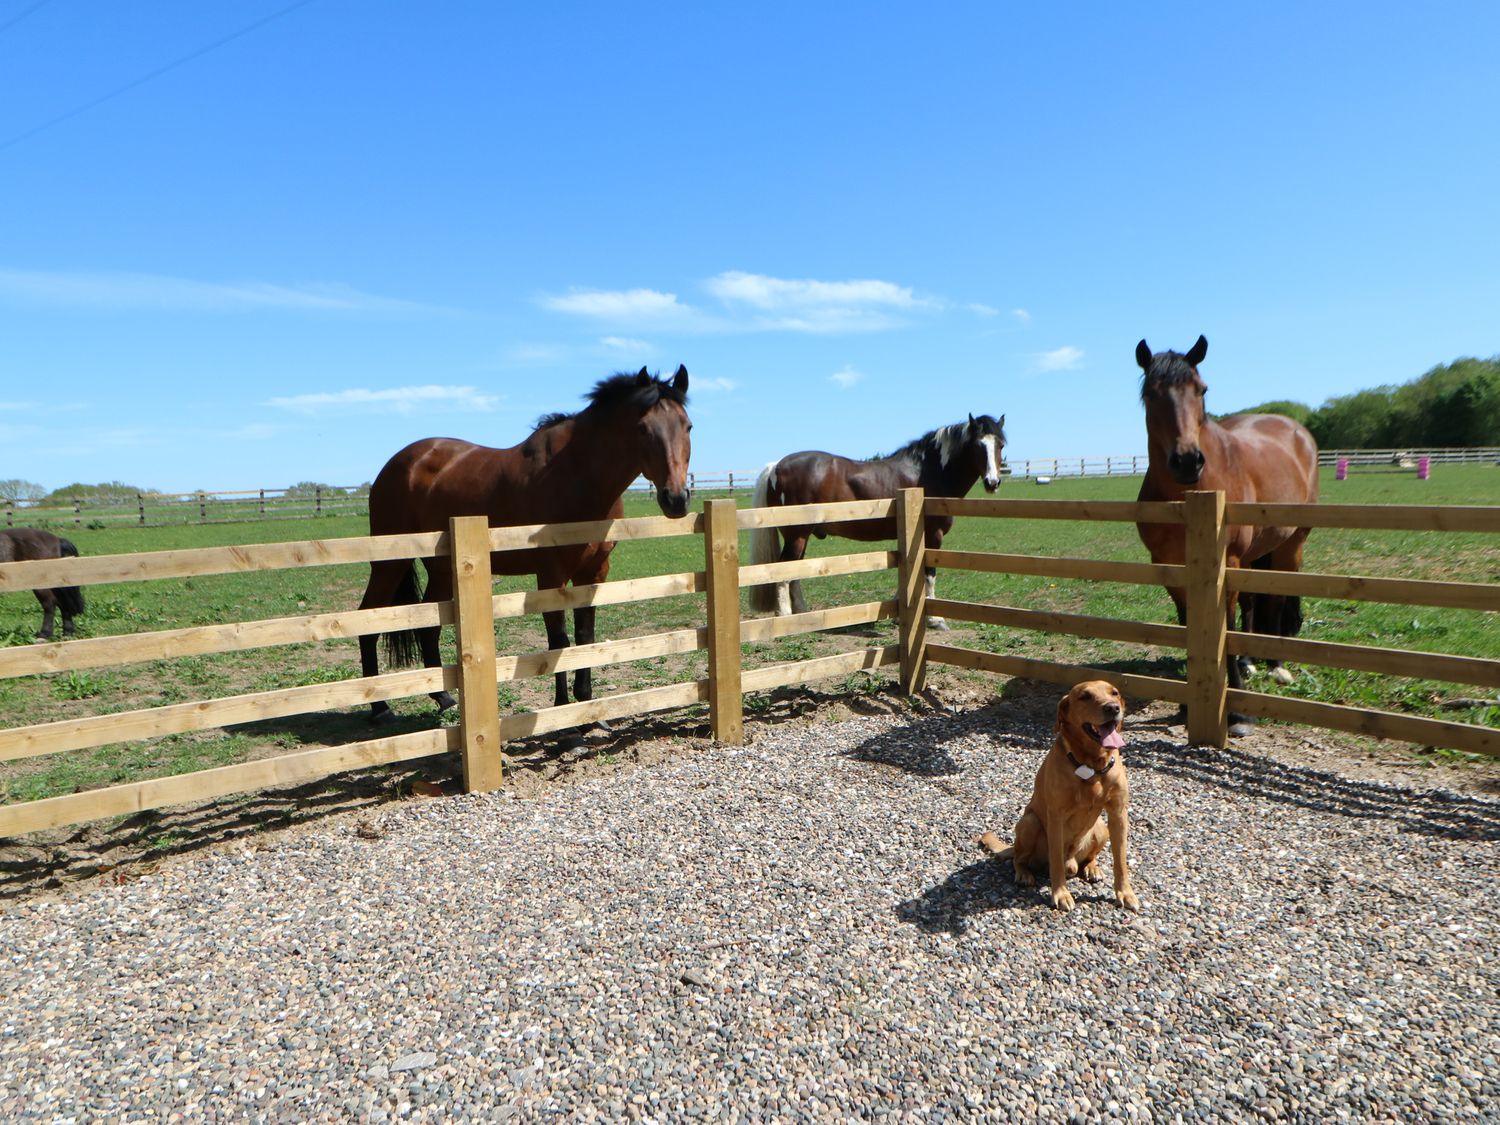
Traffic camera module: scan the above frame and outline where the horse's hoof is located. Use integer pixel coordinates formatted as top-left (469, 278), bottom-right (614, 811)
top-left (433, 691), bottom-right (457, 714)
top-left (927, 617), bottom-right (951, 632)
top-left (1228, 717), bottom-right (1256, 737)
top-left (1270, 667), bottom-right (1294, 686)
top-left (369, 707), bottom-right (397, 725)
top-left (1240, 660), bottom-right (1259, 678)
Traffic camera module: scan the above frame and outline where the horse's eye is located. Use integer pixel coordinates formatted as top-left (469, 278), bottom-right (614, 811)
top-left (686, 422), bottom-right (693, 433)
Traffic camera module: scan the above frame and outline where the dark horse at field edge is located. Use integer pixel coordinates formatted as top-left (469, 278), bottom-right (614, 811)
top-left (748, 414), bottom-right (1005, 626)
top-left (1135, 336), bottom-right (1319, 735)
top-left (358, 366), bottom-right (692, 721)
top-left (0, 528), bottom-right (86, 641)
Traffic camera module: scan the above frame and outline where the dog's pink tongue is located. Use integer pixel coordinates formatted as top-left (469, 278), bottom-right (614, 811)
top-left (1102, 729), bottom-right (1125, 750)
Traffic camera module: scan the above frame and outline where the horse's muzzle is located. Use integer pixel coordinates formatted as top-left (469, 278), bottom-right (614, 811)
top-left (1168, 449), bottom-right (1205, 485)
top-left (983, 475), bottom-right (1001, 493)
top-left (656, 487), bottom-right (691, 518)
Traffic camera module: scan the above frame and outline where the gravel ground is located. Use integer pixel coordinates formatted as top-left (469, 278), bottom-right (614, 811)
top-left (2, 696), bottom-right (1498, 1124)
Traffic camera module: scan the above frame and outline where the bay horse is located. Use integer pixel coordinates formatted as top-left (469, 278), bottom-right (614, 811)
top-left (1134, 336), bottom-right (1319, 734)
top-left (748, 414), bottom-right (1005, 626)
top-left (0, 528), bottom-right (86, 641)
top-left (358, 366), bottom-right (691, 722)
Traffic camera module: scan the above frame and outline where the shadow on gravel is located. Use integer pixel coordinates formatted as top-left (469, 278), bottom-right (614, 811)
top-left (1129, 737), bottom-right (1500, 842)
top-left (894, 856), bottom-right (1099, 935)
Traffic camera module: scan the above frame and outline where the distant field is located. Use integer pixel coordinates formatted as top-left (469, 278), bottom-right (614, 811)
top-left (2, 464), bottom-right (1497, 803)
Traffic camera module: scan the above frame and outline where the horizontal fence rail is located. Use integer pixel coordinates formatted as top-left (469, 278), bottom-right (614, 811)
top-left (1, 487), bottom-right (1496, 844)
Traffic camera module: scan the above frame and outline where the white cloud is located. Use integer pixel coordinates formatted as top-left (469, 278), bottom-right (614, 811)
top-left (968, 303), bottom-right (1000, 317)
top-left (599, 335), bottom-right (652, 354)
top-left (264, 385), bottom-right (500, 415)
top-left (1035, 345), bottom-right (1084, 371)
top-left (542, 287), bottom-right (692, 322)
top-left (0, 268), bottom-right (445, 314)
top-left (692, 376), bottom-right (738, 393)
top-left (707, 271), bottom-right (924, 311)
top-left (829, 365), bottom-right (863, 389)
top-left (1011, 308), bottom-right (1032, 323)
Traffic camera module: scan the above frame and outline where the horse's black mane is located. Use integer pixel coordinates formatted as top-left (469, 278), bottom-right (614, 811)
top-left (1140, 351), bottom-right (1200, 400)
top-left (535, 370), bottom-right (688, 431)
top-left (877, 415), bottom-right (1004, 467)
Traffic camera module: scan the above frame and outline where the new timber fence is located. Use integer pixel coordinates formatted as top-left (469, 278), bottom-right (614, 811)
top-left (0, 490), bottom-right (1496, 839)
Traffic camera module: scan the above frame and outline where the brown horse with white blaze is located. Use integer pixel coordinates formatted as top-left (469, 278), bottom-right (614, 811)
top-left (358, 366), bottom-right (692, 722)
top-left (1135, 336), bottom-right (1319, 734)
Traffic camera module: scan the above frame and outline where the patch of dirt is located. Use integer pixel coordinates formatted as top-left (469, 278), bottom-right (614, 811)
top-left (2, 666), bottom-right (1496, 905)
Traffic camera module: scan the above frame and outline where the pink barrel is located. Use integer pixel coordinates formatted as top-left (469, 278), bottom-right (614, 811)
top-left (1335, 458), bottom-right (1348, 481)
top-left (1418, 456), bottom-right (1431, 480)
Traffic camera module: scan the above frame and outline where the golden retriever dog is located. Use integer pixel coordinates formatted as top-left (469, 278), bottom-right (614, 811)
top-left (979, 680), bottom-right (1140, 912)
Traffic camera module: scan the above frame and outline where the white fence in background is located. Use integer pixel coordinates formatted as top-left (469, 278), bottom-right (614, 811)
top-left (7, 447), bottom-right (1497, 528)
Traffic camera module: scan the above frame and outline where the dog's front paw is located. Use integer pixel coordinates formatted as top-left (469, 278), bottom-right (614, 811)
top-left (1050, 887), bottom-right (1076, 912)
top-left (1082, 861), bottom-right (1103, 883)
top-left (1115, 887), bottom-right (1140, 911)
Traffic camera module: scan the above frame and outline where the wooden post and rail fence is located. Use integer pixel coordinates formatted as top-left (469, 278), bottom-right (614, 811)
top-left (0, 490), bottom-right (1496, 840)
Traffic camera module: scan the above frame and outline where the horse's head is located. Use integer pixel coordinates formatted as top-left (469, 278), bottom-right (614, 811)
top-left (963, 412), bottom-right (1006, 492)
top-left (1137, 335), bottom-right (1209, 486)
top-left (632, 365), bottom-right (693, 517)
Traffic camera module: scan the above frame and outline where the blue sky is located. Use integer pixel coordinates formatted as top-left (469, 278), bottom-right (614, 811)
top-left (2, 1), bottom-right (1497, 492)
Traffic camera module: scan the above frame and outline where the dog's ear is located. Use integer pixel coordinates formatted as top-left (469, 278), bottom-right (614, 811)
top-left (1055, 694), bottom-right (1070, 734)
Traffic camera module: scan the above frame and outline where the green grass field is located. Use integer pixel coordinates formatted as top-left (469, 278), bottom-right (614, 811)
top-left (2, 464), bottom-right (1497, 805)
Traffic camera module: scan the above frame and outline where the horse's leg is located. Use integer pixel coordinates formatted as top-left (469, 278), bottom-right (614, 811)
top-left (573, 605), bottom-right (596, 702)
top-left (543, 609), bottom-right (571, 707)
top-left (923, 528), bottom-right (949, 630)
top-left (1225, 572), bottom-right (1255, 737)
top-left (1236, 586), bottom-right (1260, 681)
top-left (360, 559), bottom-right (418, 723)
top-left (1261, 535), bottom-right (1309, 685)
top-left (33, 590), bottom-right (57, 642)
top-left (779, 533), bottom-right (809, 616)
top-left (419, 560), bottom-right (458, 714)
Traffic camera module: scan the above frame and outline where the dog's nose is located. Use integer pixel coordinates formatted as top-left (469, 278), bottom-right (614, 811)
top-left (1102, 702), bottom-right (1121, 720)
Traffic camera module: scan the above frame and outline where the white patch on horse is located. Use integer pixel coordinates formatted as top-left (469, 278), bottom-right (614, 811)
top-left (934, 424), bottom-right (963, 468)
top-left (980, 434), bottom-right (1001, 488)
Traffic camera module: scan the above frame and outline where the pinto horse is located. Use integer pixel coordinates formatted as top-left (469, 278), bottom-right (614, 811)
top-left (748, 414), bottom-right (1005, 624)
top-left (1134, 336), bottom-right (1319, 733)
top-left (0, 528), bottom-right (86, 641)
top-left (358, 366), bottom-right (692, 721)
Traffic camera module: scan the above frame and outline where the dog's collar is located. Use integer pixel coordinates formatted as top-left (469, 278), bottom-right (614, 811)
top-left (1066, 749), bottom-right (1116, 781)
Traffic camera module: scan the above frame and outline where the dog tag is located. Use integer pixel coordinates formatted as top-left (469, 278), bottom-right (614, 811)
top-left (1074, 763), bottom-right (1096, 780)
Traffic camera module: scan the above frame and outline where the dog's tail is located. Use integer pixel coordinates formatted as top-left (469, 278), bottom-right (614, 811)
top-left (975, 831), bottom-right (1013, 861)
top-left (55, 537), bottom-right (85, 617)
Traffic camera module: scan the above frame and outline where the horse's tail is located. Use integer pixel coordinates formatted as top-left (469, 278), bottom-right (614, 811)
top-left (55, 537), bottom-right (85, 617)
top-left (380, 564), bottom-right (425, 668)
top-left (748, 461), bottom-right (783, 613)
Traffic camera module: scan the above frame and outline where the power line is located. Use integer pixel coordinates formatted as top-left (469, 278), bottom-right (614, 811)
top-left (0, 0), bottom-right (318, 154)
top-left (0, 0), bottom-right (54, 37)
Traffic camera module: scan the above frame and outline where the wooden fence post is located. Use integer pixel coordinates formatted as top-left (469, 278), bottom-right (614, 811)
top-left (896, 486), bottom-right (928, 694)
top-left (1184, 490), bottom-right (1229, 747)
top-left (449, 514), bottom-right (503, 791)
top-left (703, 498), bottom-right (744, 743)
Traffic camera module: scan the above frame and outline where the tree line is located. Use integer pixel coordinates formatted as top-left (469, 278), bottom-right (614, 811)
top-left (1239, 356), bottom-right (1500, 449)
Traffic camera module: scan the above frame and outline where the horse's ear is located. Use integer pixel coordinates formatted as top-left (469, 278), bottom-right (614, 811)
top-left (635, 366), bottom-right (651, 386)
top-left (672, 365), bottom-right (688, 393)
top-left (1135, 340), bottom-right (1153, 370)
top-left (1186, 335), bottom-right (1208, 366)
top-left (967, 412), bottom-right (975, 429)
top-left (997, 414), bottom-right (1005, 430)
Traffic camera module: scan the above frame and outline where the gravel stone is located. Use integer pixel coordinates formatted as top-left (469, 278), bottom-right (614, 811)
top-left (1, 701), bottom-right (1497, 1122)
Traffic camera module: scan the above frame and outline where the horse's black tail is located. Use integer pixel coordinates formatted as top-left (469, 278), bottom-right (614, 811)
top-left (55, 537), bottom-right (85, 617)
top-left (380, 564), bottom-right (424, 668)
top-left (1248, 554), bottom-right (1301, 638)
